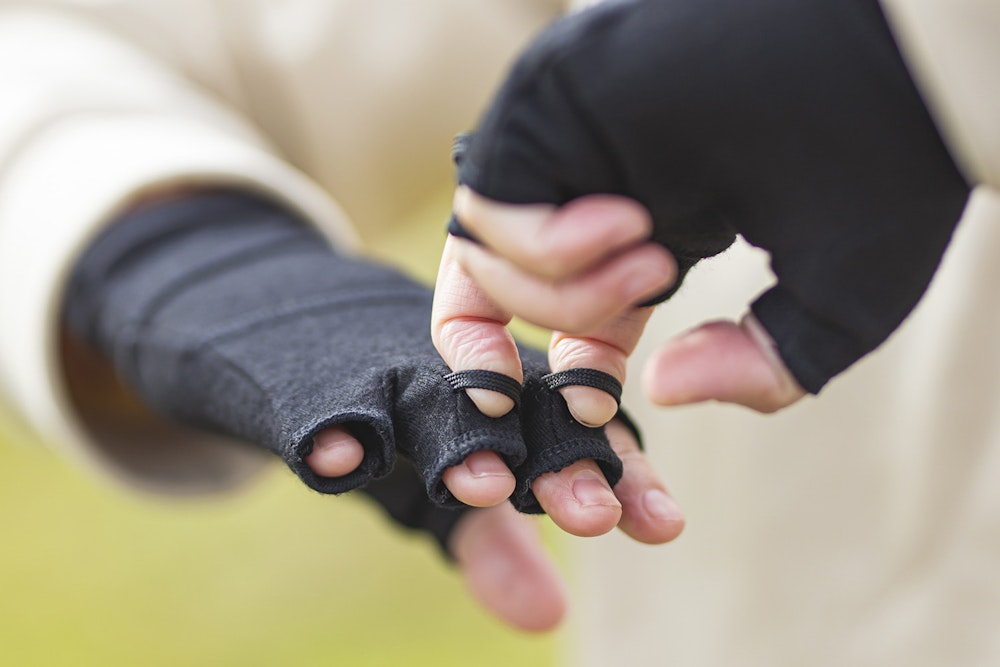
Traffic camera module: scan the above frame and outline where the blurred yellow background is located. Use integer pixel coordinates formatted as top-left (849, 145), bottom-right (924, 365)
top-left (0, 193), bottom-right (562, 667)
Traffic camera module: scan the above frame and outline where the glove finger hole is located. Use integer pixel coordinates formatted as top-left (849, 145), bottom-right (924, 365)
top-left (307, 426), bottom-right (366, 477)
top-left (441, 450), bottom-right (517, 508)
top-left (513, 437), bottom-right (624, 514)
top-left (542, 368), bottom-right (622, 427)
top-left (444, 369), bottom-right (523, 409)
top-left (513, 371), bottom-right (624, 514)
top-left (541, 368), bottom-right (622, 405)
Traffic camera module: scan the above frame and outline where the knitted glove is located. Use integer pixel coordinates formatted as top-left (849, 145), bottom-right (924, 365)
top-left (357, 459), bottom-right (466, 556)
top-left (454, 0), bottom-right (971, 393)
top-left (65, 192), bottom-right (621, 512)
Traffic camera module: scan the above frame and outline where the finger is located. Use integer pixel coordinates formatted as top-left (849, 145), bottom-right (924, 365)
top-left (305, 426), bottom-right (366, 477)
top-left (548, 307), bottom-right (654, 427)
top-left (530, 459), bottom-right (623, 538)
top-left (453, 186), bottom-right (655, 280)
top-left (440, 450), bottom-right (517, 508)
top-left (432, 236), bottom-right (523, 417)
top-left (604, 419), bottom-right (685, 544)
top-left (642, 313), bottom-right (807, 413)
top-left (450, 503), bottom-right (567, 633)
top-left (454, 238), bottom-right (675, 334)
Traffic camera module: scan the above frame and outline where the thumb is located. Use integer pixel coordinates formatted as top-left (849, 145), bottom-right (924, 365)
top-left (641, 314), bottom-right (805, 413)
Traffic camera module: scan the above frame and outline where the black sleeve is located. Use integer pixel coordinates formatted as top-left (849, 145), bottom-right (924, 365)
top-left (457, 0), bottom-right (971, 393)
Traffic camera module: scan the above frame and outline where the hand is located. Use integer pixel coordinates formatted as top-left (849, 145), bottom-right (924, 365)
top-left (71, 190), bottom-right (681, 542)
top-left (442, 190), bottom-right (805, 414)
top-left (306, 402), bottom-right (684, 540)
top-left (448, 0), bottom-right (970, 401)
top-left (433, 212), bottom-right (666, 426)
top-left (77, 189), bottom-right (684, 635)
top-left (307, 416), bottom-right (684, 632)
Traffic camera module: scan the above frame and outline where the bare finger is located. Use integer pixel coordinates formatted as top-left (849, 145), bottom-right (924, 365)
top-left (530, 459), bottom-right (623, 538)
top-left (604, 418), bottom-right (685, 544)
top-left (432, 236), bottom-right (523, 417)
top-left (641, 314), bottom-right (806, 413)
top-left (441, 450), bottom-right (517, 508)
top-left (454, 186), bottom-right (655, 280)
top-left (305, 426), bottom-right (366, 477)
top-left (548, 307), bottom-right (654, 427)
top-left (454, 238), bottom-right (675, 334)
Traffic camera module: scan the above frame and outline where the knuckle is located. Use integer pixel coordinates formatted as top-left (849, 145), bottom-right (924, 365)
top-left (438, 318), bottom-right (516, 370)
top-left (549, 306), bottom-right (604, 335)
top-left (551, 339), bottom-right (626, 378)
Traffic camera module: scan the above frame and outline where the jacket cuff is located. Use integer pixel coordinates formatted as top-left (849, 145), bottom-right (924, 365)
top-left (0, 112), bottom-right (354, 494)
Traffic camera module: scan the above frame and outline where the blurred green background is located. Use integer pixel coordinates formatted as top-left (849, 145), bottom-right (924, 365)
top-left (0, 193), bottom-right (562, 667)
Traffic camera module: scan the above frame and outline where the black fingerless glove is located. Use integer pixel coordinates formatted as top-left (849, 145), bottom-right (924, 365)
top-left (65, 192), bottom-right (621, 514)
top-left (457, 0), bottom-right (972, 393)
top-left (357, 460), bottom-right (466, 556)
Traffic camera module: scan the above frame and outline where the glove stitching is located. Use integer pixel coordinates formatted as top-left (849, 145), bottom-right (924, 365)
top-left (137, 286), bottom-right (432, 354)
top-left (428, 427), bottom-right (527, 475)
top-left (119, 232), bottom-right (320, 377)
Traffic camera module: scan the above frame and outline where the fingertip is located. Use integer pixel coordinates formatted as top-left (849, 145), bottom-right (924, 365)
top-left (466, 388), bottom-right (516, 418)
top-left (572, 475), bottom-right (623, 511)
top-left (602, 418), bottom-right (685, 544)
top-left (442, 451), bottom-right (516, 508)
top-left (640, 348), bottom-right (677, 406)
top-left (534, 466), bottom-right (622, 538)
top-left (639, 324), bottom-right (724, 406)
top-left (561, 386), bottom-right (619, 427)
top-left (306, 428), bottom-right (365, 477)
top-left (632, 488), bottom-right (686, 544)
top-left (610, 479), bottom-right (687, 545)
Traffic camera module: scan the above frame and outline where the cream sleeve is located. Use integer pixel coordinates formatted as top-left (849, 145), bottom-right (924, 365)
top-left (0, 7), bottom-right (355, 494)
top-left (880, 0), bottom-right (1000, 188)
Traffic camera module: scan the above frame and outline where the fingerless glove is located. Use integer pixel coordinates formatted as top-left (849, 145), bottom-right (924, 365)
top-left (66, 192), bottom-right (621, 514)
top-left (458, 0), bottom-right (971, 392)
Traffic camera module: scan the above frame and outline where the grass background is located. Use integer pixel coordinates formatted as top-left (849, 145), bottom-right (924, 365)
top-left (0, 192), bottom-right (563, 666)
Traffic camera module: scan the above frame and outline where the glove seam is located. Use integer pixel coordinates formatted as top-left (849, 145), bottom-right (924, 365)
top-left (133, 286), bottom-right (432, 354)
top-left (428, 427), bottom-right (527, 475)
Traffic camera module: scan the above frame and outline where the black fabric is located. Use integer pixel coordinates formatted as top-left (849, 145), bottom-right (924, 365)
top-left (456, 0), bottom-right (972, 393)
top-left (358, 459), bottom-right (466, 557)
top-left (64, 191), bottom-right (622, 515)
top-left (515, 363), bottom-right (623, 513)
top-left (442, 369), bottom-right (523, 408)
top-left (447, 213), bottom-right (479, 244)
top-left (541, 369), bottom-right (623, 406)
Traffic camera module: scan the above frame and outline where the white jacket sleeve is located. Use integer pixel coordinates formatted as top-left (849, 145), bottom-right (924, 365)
top-left (0, 7), bottom-right (356, 494)
top-left (880, 0), bottom-right (1000, 188)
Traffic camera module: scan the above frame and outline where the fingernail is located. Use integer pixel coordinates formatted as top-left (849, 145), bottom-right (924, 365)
top-left (313, 432), bottom-right (352, 452)
top-left (466, 453), bottom-right (514, 479)
top-left (572, 476), bottom-right (621, 508)
top-left (643, 489), bottom-right (683, 522)
top-left (564, 388), bottom-right (619, 428)
top-left (467, 388), bottom-right (515, 419)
